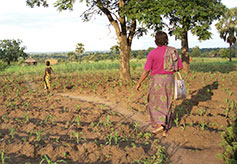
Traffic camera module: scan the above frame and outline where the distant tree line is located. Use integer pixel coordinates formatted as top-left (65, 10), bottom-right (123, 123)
top-left (30, 49), bottom-right (150, 63)
top-left (189, 44), bottom-right (236, 58)
top-left (30, 46), bottom-right (235, 64)
top-left (0, 38), bottom-right (235, 69)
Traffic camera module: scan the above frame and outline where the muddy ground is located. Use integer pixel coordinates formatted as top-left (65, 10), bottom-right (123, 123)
top-left (0, 68), bottom-right (236, 164)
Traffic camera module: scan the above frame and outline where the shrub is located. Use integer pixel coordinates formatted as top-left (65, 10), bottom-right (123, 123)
top-left (217, 118), bottom-right (237, 164)
top-left (0, 60), bottom-right (7, 71)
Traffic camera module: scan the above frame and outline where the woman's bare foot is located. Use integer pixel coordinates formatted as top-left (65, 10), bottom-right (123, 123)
top-left (162, 130), bottom-right (168, 137)
top-left (151, 125), bottom-right (164, 134)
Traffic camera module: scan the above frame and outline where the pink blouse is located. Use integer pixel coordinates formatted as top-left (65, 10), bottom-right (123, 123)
top-left (144, 46), bottom-right (183, 76)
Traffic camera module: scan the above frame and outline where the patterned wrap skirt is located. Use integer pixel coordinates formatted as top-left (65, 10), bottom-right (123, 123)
top-left (44, 74), bottom-right (50, 89)
top-left (147, 73), bottom-right (175, 130)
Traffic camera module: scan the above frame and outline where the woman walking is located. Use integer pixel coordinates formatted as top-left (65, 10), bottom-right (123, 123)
top-left (136, 31), bottom-right (183, 137)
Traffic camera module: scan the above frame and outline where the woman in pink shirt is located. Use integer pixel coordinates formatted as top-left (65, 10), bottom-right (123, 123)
top-left (136, 31), bottom-right (183, 137)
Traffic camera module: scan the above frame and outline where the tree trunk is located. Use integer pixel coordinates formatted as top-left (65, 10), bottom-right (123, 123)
top-left (119, 35), bottom-right (131, 81)
top-left (229, 43), bottom-right (232, 62)
top-left (181, 30), bottom-right (190, 73)
top-left (97, 0), bottom-right (135, 81)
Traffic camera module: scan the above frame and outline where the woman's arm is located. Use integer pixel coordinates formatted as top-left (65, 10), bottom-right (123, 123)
top-left (43, 70), bottom-right (46, 81)
top-left (136, 70), bottom-right (150, 91)
top-left (51, 67), bottom-right (54, 73)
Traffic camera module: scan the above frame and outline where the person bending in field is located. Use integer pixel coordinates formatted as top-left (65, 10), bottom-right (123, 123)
top-left (43, 61), bottom-right (53, 90)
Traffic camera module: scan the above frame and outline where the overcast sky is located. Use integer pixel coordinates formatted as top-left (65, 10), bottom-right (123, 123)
top-left (0, 0), bottom-right (236, 52)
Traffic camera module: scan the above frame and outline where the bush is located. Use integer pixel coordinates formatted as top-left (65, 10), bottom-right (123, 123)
top-left (217, 117), bottom-right (237, 164)
top-left (221, 49), bottom-right (235, 58)
top-left (0, 60), bottom-right (7, 71)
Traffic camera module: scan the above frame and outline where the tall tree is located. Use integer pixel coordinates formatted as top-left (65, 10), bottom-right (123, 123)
top-left (215, 7), bottom-right (237, 62)
top-left (26, 0), bottom-right (149, 81)
top-left (75, 43), bottom-right (85, 63)
top-left (0, 39), bottom-right (27, 65)
top-left (67, 51), bottom-right (77, 62)
top-left (190, 46), bottom-right (201, 57)
top-left (125, 0), bottom-right (225, 72)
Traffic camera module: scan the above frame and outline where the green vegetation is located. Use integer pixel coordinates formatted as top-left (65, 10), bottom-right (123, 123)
top-left (215, 7), bottom-right (237, 62)
top-left (1, 58), bottom-right (236, 76)
top-left (0, 39), bottom-right (27, 65)
top-left (1, 150), bottom-right (10, 164)
top-left (190, 60), bottom-right (237, 73)
top-left (125, 0), bottom-right (226, 72)
top-left (0, 59), bottom-right (144, 75)
top-left (40, 154), bottom-right (67, 164)
top-left (217, 118), bottom-right (237, 164)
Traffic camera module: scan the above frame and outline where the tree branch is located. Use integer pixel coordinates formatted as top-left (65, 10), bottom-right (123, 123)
top-left (128, 19), bottom-right (136, 46)
top-left (118, 0), bottom-right (126, 36)
top-left (96, 0), bottom-right (121, 40)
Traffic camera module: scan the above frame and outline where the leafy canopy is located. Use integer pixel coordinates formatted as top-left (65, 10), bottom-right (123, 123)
top-left (124, 0), bottom-right (226, 40)
top-left (0, 39), bottom-right (27, 64)
top-left (215, 7), bottom-right (237, 46)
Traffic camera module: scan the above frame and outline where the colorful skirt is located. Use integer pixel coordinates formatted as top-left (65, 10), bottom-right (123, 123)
top-left (44, 75), bottom-right (50, 89)
top-left (147, 74), bottom-right (174, 130)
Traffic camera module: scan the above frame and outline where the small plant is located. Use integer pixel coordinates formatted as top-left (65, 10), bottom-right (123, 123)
top-left (133, 122), bottom-right (139, 131)
top-left (131, 142), bottom-right (136, 148)
top-left (174, 113), bottom-right (179, 127)
top-left (137, 132), bottom-right (143, 138)
top-left (143, 132), bottom-right (152, 139)
top-left (181, 124), bottom-right (186, 131)
top-left (90, 122), bottom-right (95, 127)
top-left (114, 131), bottom-right (118, 145)
top-left (76, 115), bottom-right (81, 126)
top-left (189, 122), bottom-right (193, 127)
top-left (217, 118), bottom-right (237, 164)
top-left (76, 105), bottom-right (81, 112)
top-left (22, 137), bottom-right (27, 142)
top-left (62, 152), bottom-right (69, 158)
top-left (200, 122), bottom-right (206, 130)
top-left (103, 115), bottom-right (111, 127)
top-left (228, 91), bottom-right (233, 96)
top-left (73, 131), bottom-right (80, 144)
top-left (62, 107), bottom-right (67, 113)
top-left (176, 106), bottom-right (184, 116)
top-left (134, 144), bottom-right (168, 164)
top-left (199, 108), bottom-right (204, 116)
top-left (40, 154), bottom-right (67, 164)
top-left (106, 132), bottom-right (114, 145)
top-left (1, 150), bottom-right (10, 164)
top-left (225, 107), bottom-right (230, 118)
top-left (24, 111), bottom-right (30, 123)
top-left (6, 126), bottom-right (16, 139)
top-left (45, 115), bottom-right (55, 125)
top-left (35, 131), bottom-right (41, 142)
top-left (2, 115), bottom-right (9, 123)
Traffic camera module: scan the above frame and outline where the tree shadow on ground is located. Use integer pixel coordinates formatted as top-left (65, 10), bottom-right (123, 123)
top-left (171, 81), bottom-right (219, 129)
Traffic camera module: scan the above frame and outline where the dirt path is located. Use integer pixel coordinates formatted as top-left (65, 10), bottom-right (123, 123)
top-left (24, 75), bottom-right (36, 91)
top-left (56, 92), bottom-right (151, 131)
top-left (56, 92), bottom-right (224, 164)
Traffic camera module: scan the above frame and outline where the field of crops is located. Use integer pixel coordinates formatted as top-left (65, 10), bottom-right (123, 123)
top-left (0, 58), bottom-right (236, 164)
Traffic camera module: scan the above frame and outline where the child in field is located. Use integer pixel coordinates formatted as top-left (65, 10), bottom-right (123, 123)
top-left (43, 61), bottom-right (53, 90)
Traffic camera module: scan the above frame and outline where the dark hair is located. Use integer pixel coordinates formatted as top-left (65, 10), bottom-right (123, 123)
top-left (155, 31), bottom-right (168, 46)
top-left (46, 61), bottom-right (50, 66)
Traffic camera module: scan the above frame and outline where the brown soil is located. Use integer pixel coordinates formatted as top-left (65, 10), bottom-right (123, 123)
top-left (0, 70), bottom-right (236, 164)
